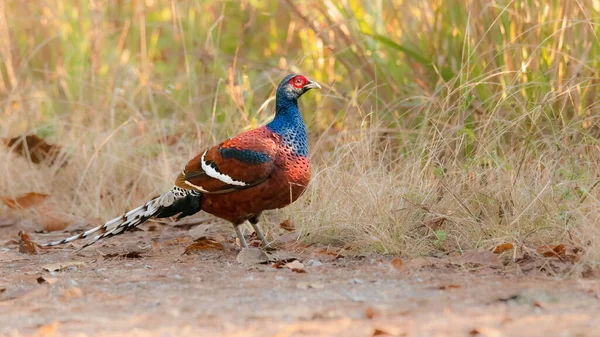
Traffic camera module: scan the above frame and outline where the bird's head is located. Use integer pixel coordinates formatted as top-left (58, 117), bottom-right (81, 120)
top-left (277, 74), bottom-right (321, 101)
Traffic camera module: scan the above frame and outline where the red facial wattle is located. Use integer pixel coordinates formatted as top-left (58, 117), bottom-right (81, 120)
top-left (290, 75), bottom-right (308, 89)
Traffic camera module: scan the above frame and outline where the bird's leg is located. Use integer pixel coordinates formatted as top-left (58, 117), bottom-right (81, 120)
top-left (234, 225), bottom-right (248, 248)
top-left (249, 216), bottom-right (270, 247)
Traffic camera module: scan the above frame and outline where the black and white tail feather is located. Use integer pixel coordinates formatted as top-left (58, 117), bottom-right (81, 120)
top-left (41, 187), bottom-right (201, 250)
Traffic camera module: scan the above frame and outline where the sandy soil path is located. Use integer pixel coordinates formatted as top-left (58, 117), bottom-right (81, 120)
top-left (1, 223), bottom-right (599, 337)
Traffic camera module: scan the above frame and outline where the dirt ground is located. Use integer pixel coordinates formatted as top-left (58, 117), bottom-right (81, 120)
top-left (1, 220), bottom-right (600, 337)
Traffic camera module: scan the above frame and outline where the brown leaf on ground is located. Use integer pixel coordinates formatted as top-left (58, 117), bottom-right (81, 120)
top-left (391, 257), bottom-right (404, 271)
top-left (183, 237), bottom-right (224, 254)
top-left (36, 276), bottom-right (58, 285)
top-left (187, 224), bottom-right (213, 239)
top-left (3, 134), bottom-right (64, 165)
top-left (272, 260), bottom-right (286, 269)
top-left (35, 204), bottom-right (77, 232)
top-left (237, 248), bottom-right (270, 265)
top-left (373, 328), bottom-right (390, 336)
top-left (424, 217), bottom-right (446, 230)
top-left (438, 284), bottom-right (461, 290)
top-left (537, 244), bottom-right (566, 257)
top-left (315, 248), bottom-right (344, 259)
top-left (18, 231), bottom-right (37, 254)
top-left (285, 260), bottom-right (306, 273)
top-left (364, 306), bottom-right (378, 319)
top-left (1, 192), bottom-right (49, 210)
top-left (279, 219), bottom-right (295, 231)
top-left (493, 243), bottom-right (514, 254)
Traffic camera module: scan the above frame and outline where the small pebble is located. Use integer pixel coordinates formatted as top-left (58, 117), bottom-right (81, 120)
top-left (306, 259), bottom-right (323, 267)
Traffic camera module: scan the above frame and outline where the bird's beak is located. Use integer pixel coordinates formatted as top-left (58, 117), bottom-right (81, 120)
top-left (304, 79), bottom-right (322, 90)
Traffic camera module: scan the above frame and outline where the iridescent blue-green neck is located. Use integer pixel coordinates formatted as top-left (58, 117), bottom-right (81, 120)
top-left (266, 85), bottom-right (308, 157)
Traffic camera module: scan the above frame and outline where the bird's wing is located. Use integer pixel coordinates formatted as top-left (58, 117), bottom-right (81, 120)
top-left (175, 128), bottom-right (278, 194)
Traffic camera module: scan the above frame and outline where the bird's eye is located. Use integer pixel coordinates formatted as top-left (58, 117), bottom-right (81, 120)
top-left (295, 79), bottom-right (302, 84)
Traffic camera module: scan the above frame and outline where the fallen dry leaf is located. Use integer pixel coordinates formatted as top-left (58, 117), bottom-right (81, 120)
top-left (1, 192), bottom-right (49, 210)
top-left (42, 261), bottom-right (85, 272)
top-left (364, 306), bottom-right (378, 319)
top-left (183, 237), bottom-right (225, 254)
top-left (36, 204), bottom-right (77, 232)
top-left (36, 276), bottom-right (58, 285)
top-left (315, 248), bottom-right (344, 259)
top-left (424, 216), bottom-right (446, 230)
top-left (279, 219), bottom-right (295, 231)
top-left (391, 257), bottom-right (404, 271)
top-left (493, 243), bottom-right (514, 254)
top-left (373, 328), bottom-right (390, 336)
top-left (3, 134), bottom-right (64, 165)
top-left (187, 224), bottom-right (213, 239)
top-left (236, 248), bottom-right (269, 265)
top-left (537, 244), bottom-right (566, 257)
top-left (284, 260), bottom-right (306, 273)
top-left (18, 231), bottom-right (37, 255)
top-left (272, 260), bottom-right (286, 269)
top-left (438, 284), bottom-right (461, 290)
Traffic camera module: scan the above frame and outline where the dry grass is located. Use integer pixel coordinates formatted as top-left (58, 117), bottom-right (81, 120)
top-left (1, 0), bottom-right (600, 267)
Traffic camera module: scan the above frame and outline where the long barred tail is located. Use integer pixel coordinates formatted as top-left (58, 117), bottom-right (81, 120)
top-left (41, 187), bottom-right (201, 250)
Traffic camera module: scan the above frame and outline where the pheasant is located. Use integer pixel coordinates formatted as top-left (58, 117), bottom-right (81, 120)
top-left (42, 74), bottom-right (320, 249)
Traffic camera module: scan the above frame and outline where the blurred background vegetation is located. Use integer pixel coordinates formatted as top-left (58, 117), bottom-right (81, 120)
top-left (1, 0), bottom-right (600, 259)
top-left (3, 0), bottom-right (599, 142)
